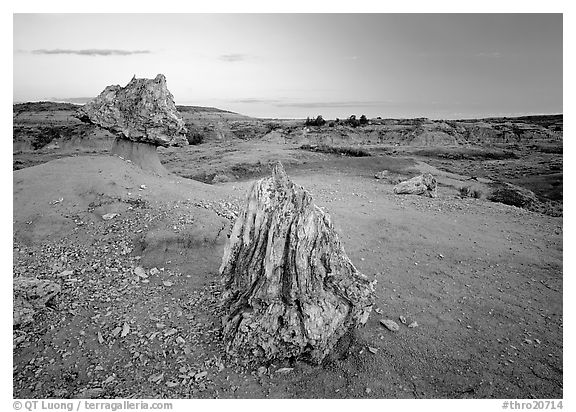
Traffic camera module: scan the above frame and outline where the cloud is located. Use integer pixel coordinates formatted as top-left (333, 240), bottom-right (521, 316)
top-left (473, 51), bottom-right (502, 58)
top-left (219, 53), bottom-right (249, 62)
top-left (31, 49), bottom-right (151, 56)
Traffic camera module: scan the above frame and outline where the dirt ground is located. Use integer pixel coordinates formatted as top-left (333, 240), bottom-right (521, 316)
top-left (12, 146), bottom-right (562, 399)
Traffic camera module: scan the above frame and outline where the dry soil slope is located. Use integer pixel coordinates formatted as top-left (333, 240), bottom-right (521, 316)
top-left (12, 155), bottom-right (563, 399)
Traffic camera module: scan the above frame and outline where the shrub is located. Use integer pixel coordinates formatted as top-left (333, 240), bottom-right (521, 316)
top-left (299, 144), bottom-right (371, 157)
top-left (345, 115), bottom-right (360, 128)
top-left (185, 129), bottom-right (204, 145)
top-left (459, 186), bottom-right (483, 199)
top-left (305, 115), bottom-right (326, 127)
top-left (359, 114), bottom-right (368, 125)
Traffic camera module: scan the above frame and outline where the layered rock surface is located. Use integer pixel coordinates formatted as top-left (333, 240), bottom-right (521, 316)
top-left (394, 173), bottom-right (438, 198)
top-left (220, 163), bottom-right (375, 364)
top-left (76, 74), bottom-right (188, 147)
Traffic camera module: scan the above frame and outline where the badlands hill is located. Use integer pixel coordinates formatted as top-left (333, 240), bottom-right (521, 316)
top-left (13, 102), bottom-right (562, 215)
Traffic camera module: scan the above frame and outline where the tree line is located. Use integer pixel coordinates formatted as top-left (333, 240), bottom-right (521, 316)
top-left (305, 114), bottom-right (369, 128)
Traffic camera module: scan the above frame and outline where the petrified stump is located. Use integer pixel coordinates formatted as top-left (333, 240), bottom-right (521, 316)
top-left (14, 277), bottom-right (60, 326)
top-left (220, 163), bottom-right (375, 364)
top-left (76, 74), bottom-right (187, 173)
top-left (393, 173), bottom-right (437, 198)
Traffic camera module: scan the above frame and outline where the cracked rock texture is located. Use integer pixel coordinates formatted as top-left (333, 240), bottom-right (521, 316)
top-left (76, 74), bottom-right (187, 147)
top-left (14, 277), bottom-right (61, 326)
top-left (220, 162), bottom-right (375, 364)
top-left (394, 173), bottom-right (438, 198)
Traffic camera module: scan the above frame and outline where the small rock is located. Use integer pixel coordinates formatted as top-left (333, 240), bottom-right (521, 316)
top-left (121, 323), bottom-right (130, 338)
top-left (102, 376), bottom-right (115, 385)
top-left (399, 315), bottom-right (407, 324)
top-left (148, 372), bottom-right (164, 383)
top-left (194, 371), bottom-right (208, 381)
top-left (57, 270), bottom-right (74, 278)
top-left (374, 308), bottom-right (383, 315)
top-left (74, 388), bottom-right (103, 399)
top-left (150, 267), bottom-right (160, 276)
top-left (166, 381), bottom-right (179, 388)
top-left (368, 347), bottom-right (379, 354)
top-left (365, 387), bottom-right (372, 394)
top-left (257, 366), bottom-right (267, 375)
top-left (408, 321), bottom-right (419, 328)
top-left (380, 319), bottom-right (400, 332)
top-left (134, 267), bottom-right (147, 278)
top-left (102, 213), bottom-right (118, 221)
top-left (276, 367), bottom-right (293, 374)
top-left (140, 185), bottom-right (147, 190)
top-left (535, 339), bottom-right (541, 344)
top-left (163, 281), bottom-right (174, 287)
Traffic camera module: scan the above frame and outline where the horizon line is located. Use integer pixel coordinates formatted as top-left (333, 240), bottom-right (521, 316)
top-left (12, 99), bottom-right (563, 122)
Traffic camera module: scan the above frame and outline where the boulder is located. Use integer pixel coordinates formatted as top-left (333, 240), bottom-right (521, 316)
top-left (220, 162), bottom-right (375, 364)
top-left (76, 74), bottom-right (187, 174)
top-left (14, 277), bottom-right (61, 326)
top-left (77, 74), bottom-right (188, 147)
top-left (374, 170), bottom-right (390, 179)
top-left (393, 173), bottom-right (437, 198)
top-left (487, 182), bottom-right (539, 209)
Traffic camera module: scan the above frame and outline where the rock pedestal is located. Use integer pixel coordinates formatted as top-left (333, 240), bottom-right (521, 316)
top-left (76, 74), bottom-right (187, 173)
top-left (110, 138), bottom-right (168, 176)
top-left (220, 163), bottom-right (375, 364)
top-left (393, 173), bottom-right (437, 198)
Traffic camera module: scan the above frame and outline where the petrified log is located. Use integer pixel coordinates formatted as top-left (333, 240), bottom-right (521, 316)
top-left (14, 277), bottom-right (60, 326)
top-left (393, 173), bottom-right (437, 198)
top-left (220, 163), bottom-right (375, 364)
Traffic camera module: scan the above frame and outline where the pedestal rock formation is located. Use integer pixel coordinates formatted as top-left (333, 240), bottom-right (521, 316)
top-left (76, 74), bottom-right (187, 174)
top-left (220, 163), bottom-right (376, 364)
top-left (14, 277), bottom-right (61, 326)
top-left (393, 173), bottom-right (438, 198)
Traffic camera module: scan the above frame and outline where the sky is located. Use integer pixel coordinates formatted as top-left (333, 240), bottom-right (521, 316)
top-left (13, 13), bottom-right (562, 119)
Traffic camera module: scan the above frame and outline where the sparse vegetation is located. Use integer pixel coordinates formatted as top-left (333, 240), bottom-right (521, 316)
top-left (305, 115), bottom-right (326, 127)
top-left (459, 186), bottom-right (484, 199)
top-left (300, 144), bottom-right (371, 157)
top-left (185, 127), bottom-right (204, 145)
top-left (344, 115), bottom-right (360, 128)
